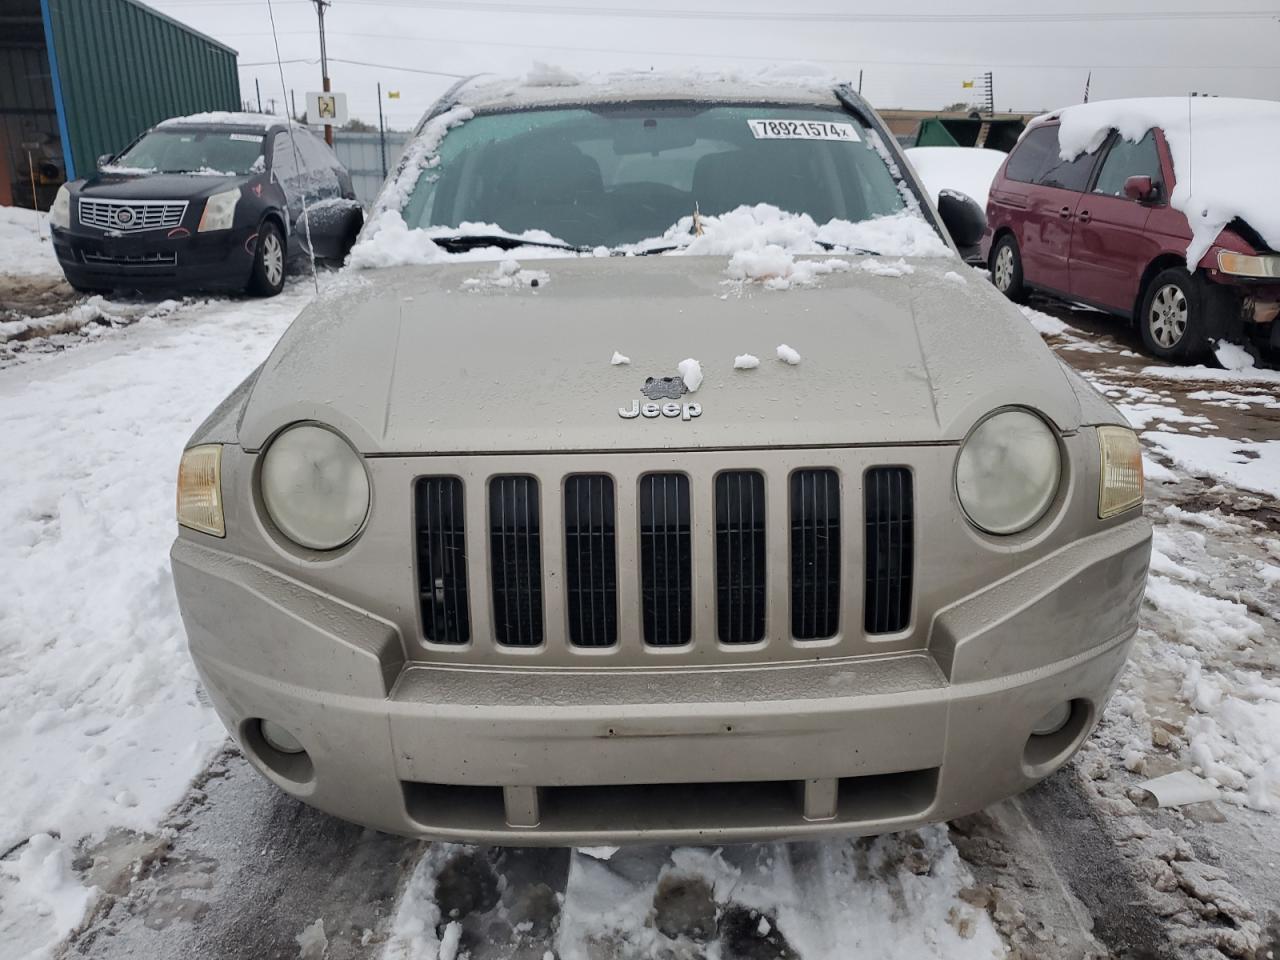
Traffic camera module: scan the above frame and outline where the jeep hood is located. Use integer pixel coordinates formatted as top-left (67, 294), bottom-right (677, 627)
top-left (238, 257), bottom-right (1082, 454)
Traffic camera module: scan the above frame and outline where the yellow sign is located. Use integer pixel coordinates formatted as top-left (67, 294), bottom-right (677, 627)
top-left (962, 80), bottom-right (975, 89)
top-left (387, 90), bottom-right (401, 99)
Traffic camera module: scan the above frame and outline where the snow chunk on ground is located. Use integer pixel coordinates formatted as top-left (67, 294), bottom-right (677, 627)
top-left (776, 344), bottom-right (801, 364)
top-left (1214, 339), bottom-right (1259, 372)
top-left (295, 918), bottom-right (328, 959)
top-left (905, 146), bottom-right (1006, 209)
top-left (943, 270), bottom-right (967, 285)
top-left (734, 353), bottom-right (760, 369)
top-left (610, 351), bottom-right (630, 365)
top-left (577, 846), bottom-right (619, 861)
top-left (0, 206), bottom-right (60, 277)
top-left (1054, 97), bottom-right (1280, 266)
top-left (678, 358), bottom-right (703, 392)
top-left (1020, 305), bottom-right (1071, 336)
top-left (0, 833), bottom-right (97, 960)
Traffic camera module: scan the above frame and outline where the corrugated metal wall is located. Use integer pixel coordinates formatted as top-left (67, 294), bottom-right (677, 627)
top-left (332, 129), bottom-right (409, 207)
top-left (42, 0), bottom-right (240, 179)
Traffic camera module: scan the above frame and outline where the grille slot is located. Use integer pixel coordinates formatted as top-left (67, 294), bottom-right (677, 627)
top-left (639, 473), bottom-right (692, 647)
top-left (715, 471), bottom-right (766, 644)
top-left (864, 467), bottom-right (914, 634)
top-left (489, 476), bottom-right (544, 647)
top-left (564, 475), bottom-right (618, 648)
top-left (78, 198), bottom-right (187, 232)
top-left (81, 249), bottom-right (177, 266)
top-left (790, 469), bottom-right (841, 640)
top-left (414, 478), bottom-right (470, 645)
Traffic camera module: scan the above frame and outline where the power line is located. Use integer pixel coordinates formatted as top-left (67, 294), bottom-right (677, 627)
top-left (155, 0), bottom-right (1280, 23)
top-left (229, 29), bottom-right (1280, 71)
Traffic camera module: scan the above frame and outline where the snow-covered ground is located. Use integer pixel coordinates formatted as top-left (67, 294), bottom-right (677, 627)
top-left (0, 205), bottom-right (59, 277)
top-left (0, 286), bottom-right (312, 958)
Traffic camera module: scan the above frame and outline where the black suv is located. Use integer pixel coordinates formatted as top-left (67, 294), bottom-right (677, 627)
top-left (47, 113), bottom-right (363, 297)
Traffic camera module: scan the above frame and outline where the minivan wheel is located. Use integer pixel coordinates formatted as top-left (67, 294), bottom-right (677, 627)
top-left (990, 235), bottom-right (1026, 303)
top-left (248, 221), bottom-right (286, 297)
top-left (1138, 267), bottom-right (1231, 363)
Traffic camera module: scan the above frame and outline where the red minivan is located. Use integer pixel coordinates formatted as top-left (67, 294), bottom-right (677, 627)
top-left (981, 115), bottom-right (1280, 362)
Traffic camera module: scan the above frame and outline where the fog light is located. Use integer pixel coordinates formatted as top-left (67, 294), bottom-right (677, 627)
top-left (259, 719), bottom-right (304, 754)
top-left (1031, 702), bottom-right (1072, 737)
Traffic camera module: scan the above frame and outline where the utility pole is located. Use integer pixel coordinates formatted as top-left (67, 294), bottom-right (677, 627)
top-left (311, 0), bottom-right (333, 144)
top-left (982, 71), bottom-right (994, 116)
top-left (255, 77), bottom-right (262, 113)
top-left (377, 82), bottom-right (388, 179)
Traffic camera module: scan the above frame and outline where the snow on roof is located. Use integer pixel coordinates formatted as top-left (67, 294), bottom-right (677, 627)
top-left (451, 65), bottom-right (849, 113)
top-left (1049, 97), bottom-right (1280, 265)
top-left (157, 111), bottom-right (288, 130)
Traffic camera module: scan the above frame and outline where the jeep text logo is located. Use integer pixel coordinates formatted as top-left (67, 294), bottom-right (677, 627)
top-left (618, 400), bottom-right (702, 421)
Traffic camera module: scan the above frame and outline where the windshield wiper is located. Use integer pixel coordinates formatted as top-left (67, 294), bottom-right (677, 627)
top-left (430, 233), bottom-right (587, 254)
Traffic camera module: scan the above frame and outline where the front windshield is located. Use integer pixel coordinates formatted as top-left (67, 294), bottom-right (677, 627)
top-left (111, 129), bottom-right (264, 175)
top-left (400, 103), bottom-right (908, 248)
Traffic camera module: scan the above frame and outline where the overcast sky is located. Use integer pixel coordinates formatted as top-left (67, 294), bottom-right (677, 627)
top-left (150, 0), bottom-right (1280, 130)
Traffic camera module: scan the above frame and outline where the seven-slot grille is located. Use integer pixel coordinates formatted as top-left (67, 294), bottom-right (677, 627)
top-left (639, 473), bottom-right (693, 647)
top-left (489, 476), bottom-right (544, 647)
top-left (78, 198), bottom-right (187, 233)
top-left (415, 478), bottom-right (470, 644)
top-left (412, 466), bottom-right (914, 648)
top-left (564, 475), bottom-right (618, 648)
top-left (791, 469), bottom-right (841, 640)
top-left (715, 471), bottom-right (766, 644)
top-left (864, 467), bottom-right (915, 634)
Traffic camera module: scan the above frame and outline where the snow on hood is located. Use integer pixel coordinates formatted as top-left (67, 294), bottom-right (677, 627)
top-left (238, 256), bottom-right (1079, 455)
top-left (1052, 97), bottom-right (1280, 265)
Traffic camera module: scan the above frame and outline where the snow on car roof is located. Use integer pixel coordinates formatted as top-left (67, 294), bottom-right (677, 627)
top-left (157, 111), bottom-right (289, 130)
top-left (1039, 97), bottom-right (1280, 266)
top-left (450, 65), bottom-right (849, 113)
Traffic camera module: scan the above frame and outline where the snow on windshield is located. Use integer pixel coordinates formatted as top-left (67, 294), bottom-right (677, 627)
top-left (1053, 97), bottom-right (1280, 266)
top-left (349, 101), bottom-right (952, 273)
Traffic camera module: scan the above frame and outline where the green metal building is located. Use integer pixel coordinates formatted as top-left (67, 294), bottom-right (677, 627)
top-left (0, 0), bottom-right (239, 207)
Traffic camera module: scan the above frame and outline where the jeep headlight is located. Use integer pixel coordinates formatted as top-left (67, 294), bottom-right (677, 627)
top-left (49, 184), bottom-right (71, 230)
top-left (260, 424), bottom-right (370, 550)
top-left (176, 444), bottom-right (225, 537)
top-left (956, 409), bottom-right (1061, 535)
top-left (198, 187), bottom-right (240, 232)
top-left (1097, 425), bottom-right (1144, 518)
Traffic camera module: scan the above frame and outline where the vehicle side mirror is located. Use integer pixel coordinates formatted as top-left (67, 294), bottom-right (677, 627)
top-left (1123, 175), bottom-right (1156, 202)
top-left (97, 153), bottom-right (114, 170)
top-left (936, 189), bottom-right (987, 250)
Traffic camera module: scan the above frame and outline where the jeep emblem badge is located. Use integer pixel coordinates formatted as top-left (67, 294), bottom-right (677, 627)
top-left (618, 399), bottom-right (702, 421)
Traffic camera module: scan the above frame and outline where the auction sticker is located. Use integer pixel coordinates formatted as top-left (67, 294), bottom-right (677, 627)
top-left (748, 119), bottom-right (860, 141)
top-left (229, 133), bottom-right (264, 143)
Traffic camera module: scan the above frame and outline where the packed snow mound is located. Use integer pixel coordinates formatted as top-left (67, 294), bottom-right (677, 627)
top-left (654, 204), bottom-right (952, 260)
top-left (0, 206), bottom-right (60, 277)
top-left (1052, 97), bottom-right (1280, 266)
top-left (905, 146), bottom-right (1006, 209)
